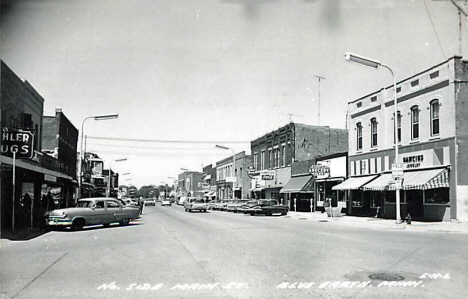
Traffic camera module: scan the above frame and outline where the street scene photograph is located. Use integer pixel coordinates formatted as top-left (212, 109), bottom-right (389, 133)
top-left (1, 0), bottom-right (468, 298)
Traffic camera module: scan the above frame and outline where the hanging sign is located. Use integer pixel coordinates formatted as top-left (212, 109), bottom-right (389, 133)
top-left (1, 127), bottom-right (34, 159)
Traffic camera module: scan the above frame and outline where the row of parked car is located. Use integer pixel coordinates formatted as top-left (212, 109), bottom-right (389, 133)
top-left (206, 199), bottom-right (289, 216)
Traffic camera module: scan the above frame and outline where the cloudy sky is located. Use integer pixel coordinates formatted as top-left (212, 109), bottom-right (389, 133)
top-left (1, 0), bottom-right (465, 187)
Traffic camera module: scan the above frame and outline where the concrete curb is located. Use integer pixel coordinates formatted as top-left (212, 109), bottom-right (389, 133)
top-left (286, 212), bottom-right (468, 234)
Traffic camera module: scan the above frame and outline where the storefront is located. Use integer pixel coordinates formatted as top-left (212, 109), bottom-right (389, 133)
top-left (361, 166), bottom-right (450, 221)
top-left (280, 175), bottom-right (314, 212)
top-left (331, 175), bottom-right (379, 216)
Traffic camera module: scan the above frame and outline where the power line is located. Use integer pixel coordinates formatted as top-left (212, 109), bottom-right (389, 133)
top-left (86, 142), bottom-right (229, 151)
top-left (423, 0), bottom-right (446, 59)
top-left (86, 136), bottom-right (251, 144)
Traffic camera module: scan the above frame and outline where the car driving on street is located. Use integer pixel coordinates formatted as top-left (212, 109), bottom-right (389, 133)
top-left (184, 198), bottom-right (208, 212)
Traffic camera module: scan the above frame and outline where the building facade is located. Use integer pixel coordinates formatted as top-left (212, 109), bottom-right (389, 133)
top-left (335, 56), bottom-right (468, 222)
top-left (250, 122), bottom-right (348, 210)
top-left (177, 170), bottom-right (205, 198)
top-left (215, 151), bottom-right (252, 200)
top-left (1, 60), bottom-right (75, 231)
top-left (42, 107), bottom-right (79, 208)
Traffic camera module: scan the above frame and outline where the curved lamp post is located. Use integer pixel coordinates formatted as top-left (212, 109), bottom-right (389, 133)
top-left (345, 53), bottom-right (401, 224)
top-left (215, 145), bottom-right (236, 200)
top-left (78, 113), bottom-right (118, 199)
top-left (107, 158), bottom-right (127, 197)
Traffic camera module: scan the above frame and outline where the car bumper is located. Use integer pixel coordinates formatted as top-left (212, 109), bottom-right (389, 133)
top-left (47, 219), bottom-right (73, 226)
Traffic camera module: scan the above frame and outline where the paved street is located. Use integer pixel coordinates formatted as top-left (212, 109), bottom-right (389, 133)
top-left (1, 204), bottom-right (467, 299)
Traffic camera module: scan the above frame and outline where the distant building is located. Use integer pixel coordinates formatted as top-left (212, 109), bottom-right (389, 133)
top-left (334, 56), bottom-right (468, 222)
top-left (177, 170), bottom-right (205, 198)
top-left (215, 151), bottom-right (252, 200)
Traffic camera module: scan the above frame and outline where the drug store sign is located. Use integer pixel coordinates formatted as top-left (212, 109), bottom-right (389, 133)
top-left (1, 128), bottom-right (34, 159)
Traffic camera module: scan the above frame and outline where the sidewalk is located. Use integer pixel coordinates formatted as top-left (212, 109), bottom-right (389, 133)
top-left (286, 212), bottom-right (468, 234)
top-left (1, 227), bottom-right (49, 241)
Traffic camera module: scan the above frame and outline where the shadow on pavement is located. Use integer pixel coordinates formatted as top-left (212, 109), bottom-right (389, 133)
top-left (1, 228), bottom-right (50, 241)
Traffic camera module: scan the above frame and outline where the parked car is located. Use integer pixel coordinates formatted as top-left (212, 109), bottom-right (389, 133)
top-left (207, 200), bottom-right (218, 210)
top-left (184, 198), bottom-right (208, 212)
top-left (161, 199), bottom-right (172, 206)
top-left (177, 196), bottom-right (188, 205)
top-left (243, 199), bottom-right (289, 216)
top-left (239, 200), bottom-right (261, 213)
top-left (214, 200), bottom-right (229, 211)
top-left (144, 198), bottom-right (156, 206)
top-left (226, 199), bottom-right (249, 213)
top-left (46, 197), bottom-right (140, 230)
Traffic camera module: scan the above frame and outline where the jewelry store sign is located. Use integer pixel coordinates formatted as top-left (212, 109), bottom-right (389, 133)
top-left (1, 128), bottom-right (34, 159)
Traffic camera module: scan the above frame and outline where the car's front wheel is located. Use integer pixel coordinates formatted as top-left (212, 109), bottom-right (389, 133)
top-left (71, 218), bottom-right (85, 231)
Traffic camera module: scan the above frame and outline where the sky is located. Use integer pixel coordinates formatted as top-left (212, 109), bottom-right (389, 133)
top-left (1, 0), bottom-right (466, 188)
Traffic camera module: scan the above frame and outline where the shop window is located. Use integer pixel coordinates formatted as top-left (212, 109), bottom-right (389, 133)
top-left (356, 122), bottom-right (362, 150)
top-left (411, 106), bottom-right (419, 140)
top-left (425, 188), bottom-right (449, 204)
top-left (430, 100), bottom-right (440, 136)
top-left (352, 190), bottom-right (363, 207)
top-left (370, 118), bottom-right (378, 147)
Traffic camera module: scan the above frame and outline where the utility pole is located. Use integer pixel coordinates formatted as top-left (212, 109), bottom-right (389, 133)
top-left (449, 0), bottom-right (468, 56)
top-left (315, 75), bottom-right (326, 126)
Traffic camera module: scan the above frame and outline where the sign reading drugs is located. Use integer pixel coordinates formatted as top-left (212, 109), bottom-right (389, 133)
top-left (1, 128), bottom-right (34, 159)
top-left (309, 164), bottom-right (330, 179)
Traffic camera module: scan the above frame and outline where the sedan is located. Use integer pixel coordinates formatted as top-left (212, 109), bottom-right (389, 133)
top-left (161, 199), bottom-right (172, 206)
top-left (144, 198), bottom-right (156, 206)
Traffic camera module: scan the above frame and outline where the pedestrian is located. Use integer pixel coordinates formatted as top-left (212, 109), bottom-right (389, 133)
top-left (139, 198), bottom-right (144, 215)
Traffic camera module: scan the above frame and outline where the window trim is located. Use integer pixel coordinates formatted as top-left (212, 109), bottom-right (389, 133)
top-left (370, 118), bottom-right (378, 148)
top-left (411, 106), bottom-right (419, 140)
top-left (430, 99), bottom-right (440, 136)
top-left (356, 122), bottom-right (363, 150)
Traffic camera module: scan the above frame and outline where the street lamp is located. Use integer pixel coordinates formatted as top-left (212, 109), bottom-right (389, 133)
top-left (160, 182), bottom-right (168, 199)
top-left (345, 52), bottom-right (401, 224)
top-left (78, 113), bottom-right (118, 199)
top-left (215, 145), bottom-right (236, 200)
top-left (107, 158), bottom-right (127, 197)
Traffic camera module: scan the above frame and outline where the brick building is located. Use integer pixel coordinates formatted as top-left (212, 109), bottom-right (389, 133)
top-left (42, 107), bottom-right (79, 207)
top-left (1, 60), bottom-right (75, 231)
top-left (334, 56), bottom-right (468, 222)
top-left (250, 122), bottom-right (348, 210)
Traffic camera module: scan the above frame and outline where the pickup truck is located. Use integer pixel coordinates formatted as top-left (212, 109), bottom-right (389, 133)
top-left (46, 197), bottom-right (140, 230)
top-left (243, 199), bottom-right (289, 216)
top-left (184, 198), bottom-right (208, 212)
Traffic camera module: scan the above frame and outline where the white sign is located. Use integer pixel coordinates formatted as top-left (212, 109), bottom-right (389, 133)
top-left (226, 176), bottom-right (237, 183)
top-left (309, 165), bottom-right (330, 179)
top-left (392, 163), bottom-right (404, 179)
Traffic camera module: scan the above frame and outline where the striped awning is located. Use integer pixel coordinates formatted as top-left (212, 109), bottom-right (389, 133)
top-left (331, 175), bottom-right (378, 190)
top-left (361, 173), bottom-right (394, 191)
top-left (280, 175), bottom-right (314, 193)
top-left (388, 168), bottom-right (450, 190)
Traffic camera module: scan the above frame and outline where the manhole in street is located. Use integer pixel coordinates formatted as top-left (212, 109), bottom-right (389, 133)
top-left (369, 273), bottom-right (405, 281)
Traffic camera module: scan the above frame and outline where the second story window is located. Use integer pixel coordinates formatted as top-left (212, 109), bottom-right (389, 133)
top-left (356, 122), bottom-right (362, 150)
top-left (394, 112), bottom-right (401, 144)
top-left (431, 100), bottom-right (440, 136)
top-left (411, 106), bottom-right (419, 140)
top-left (281, 145), bottom-right (286, 167)
top-left (260, 150), bottom-right (265, 170)
top-left (253, 153), bottom-right (258, 169)
top-left (370, 118), bottom-right (378, 147)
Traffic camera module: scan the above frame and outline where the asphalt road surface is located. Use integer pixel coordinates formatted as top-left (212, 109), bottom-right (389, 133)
top-left (1, 204), bottom-right (467, 299)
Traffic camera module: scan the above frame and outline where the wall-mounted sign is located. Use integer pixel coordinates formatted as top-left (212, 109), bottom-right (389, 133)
top-left (260, 170), bottom-right (275, 180)
top-left (309, 165), bottom-right (330, 179)
top-left (1, 127), bottom-right (34, 159)
top-left (247, 164), bottom-right (259, 178)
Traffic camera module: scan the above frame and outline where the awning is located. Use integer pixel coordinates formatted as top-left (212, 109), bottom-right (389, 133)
top-left (250, 187), bottom-right (265, 192)
top-left (389, 168), bottom-right (450, 190)
top-left (280, 175), bottom-right (314, 193)
top-left (332, 175), bottom-right (378, 190)
top-left (361, 173), bottom-right (394, 191)
top-left (203, 174), bottom-right (211, 181)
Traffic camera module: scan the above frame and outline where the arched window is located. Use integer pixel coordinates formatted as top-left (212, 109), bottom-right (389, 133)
top-left (411, 106), bottom-right (419, 140)
top-left (356, 122), bottom-right (362, 150)
top-left (430, 100), bottom-right (440, 136)
top-left (370, 118), bottom-right (378, 147)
